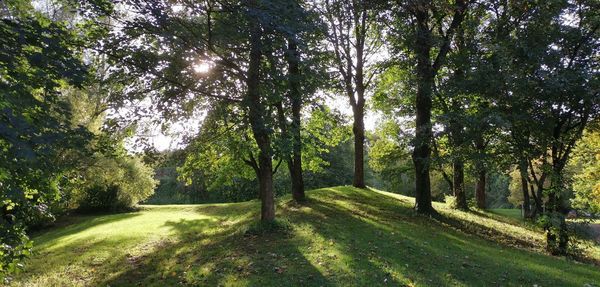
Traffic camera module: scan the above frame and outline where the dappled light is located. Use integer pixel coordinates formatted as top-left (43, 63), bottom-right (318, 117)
top-left (11, 187), bottom-right (600, 286)
top-left (2, 0), bottom-right (599, 285)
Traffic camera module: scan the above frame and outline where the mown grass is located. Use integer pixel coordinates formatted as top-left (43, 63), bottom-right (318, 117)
top-left (10, 187), bottom-right (600, 286)
top-left (489, 208), bottom-right (523, 221)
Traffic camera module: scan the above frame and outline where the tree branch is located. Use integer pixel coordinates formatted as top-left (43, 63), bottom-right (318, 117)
top-left (431, 0), bottom-right (469, 75)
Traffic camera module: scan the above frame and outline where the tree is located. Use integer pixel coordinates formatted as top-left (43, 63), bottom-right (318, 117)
top-left (473, 0), bottom-right (600, 255)
top-left (271, 1), bottom-right (324, 202)
top-left (101, 0), bottom-right (321, 221)
top-left (430, 3), bottom-right (493, 210)
top-left (570, 127), bottom-right (600, 214)
top-left (318, 0), bottom-right (383, 188)
top-left (390, 0), bottom-right (469, 214)
top-left (0, 1), bottom-right (92, 279)
top-left (178, 106), bottom-right (263, 202)
top-left (282, 38), bottom-right (306, 202)
top-left (368, 120), bottom-right (415, 195)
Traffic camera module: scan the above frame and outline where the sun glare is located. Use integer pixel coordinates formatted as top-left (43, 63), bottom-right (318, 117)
top-left (193, 62), bottom-right (211, 74)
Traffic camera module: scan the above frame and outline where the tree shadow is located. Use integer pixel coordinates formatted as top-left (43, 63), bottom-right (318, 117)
top-left (293, 188), bottom-right (600, 286)
top-left (469, 208), bottom-right (537, 229)
top-left (93, 205), bottom-right (334, 286)
top-left (15, 187), bottom-right (600, 286)
top-left (431, 211), bottom-right (540, 250)
top-left (14, 212), bottom-right (142, 285)
top-left (432, 206), bottom-right (600, 265)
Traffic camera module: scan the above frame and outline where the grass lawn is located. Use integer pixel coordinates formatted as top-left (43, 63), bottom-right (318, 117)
top-left (10, 187), bottom-right (600, 286)
top-left (488, 208), bottom-right (523, 221)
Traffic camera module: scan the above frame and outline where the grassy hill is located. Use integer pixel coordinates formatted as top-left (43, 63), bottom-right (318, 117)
top-left (11, 187), bottom-right (600, 286)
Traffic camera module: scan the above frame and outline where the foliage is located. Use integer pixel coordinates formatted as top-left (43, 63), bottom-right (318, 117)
top-left (485, 173), bottom-right (512, 209)
top-left (0, 1), bottom-right (92, 280)
top-left (3, 0), bottom-right (600, 280)
top-left (508, 168), bottom-right (526, 207)
top-left (176, 105), bottom-right (351, 202)
top-left (537, 212), bottom-right (570, 255)
top-left (75, 155), bottom-right (157, 212)
top-left (100, 0), bottom-right (327, 220)
top-left (444, 195), bottom-right (458, 209)
top-left (178, 109), bottom-right (257, 197)
top-left (368, 120), bottom-right (414, 194)
top-left (301, 106), bottom-right (351, 173)
top-left (146, 166), bottom-right (203, 204)
top-left (570, 129), bottom-right (600, 214)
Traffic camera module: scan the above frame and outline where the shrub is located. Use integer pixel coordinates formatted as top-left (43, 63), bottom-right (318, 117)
top-left (77, 184), bottom-right (121, 212)
top-left (75, 156), bottom-right (157, 213)
top-left (445, 195), bottom-right (458, 209)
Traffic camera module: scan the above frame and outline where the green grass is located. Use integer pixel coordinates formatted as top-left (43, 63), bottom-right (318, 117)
top-left (10, 187), bottom-right (600, 286)
top-left (489, 208), bottom-right (523, 221)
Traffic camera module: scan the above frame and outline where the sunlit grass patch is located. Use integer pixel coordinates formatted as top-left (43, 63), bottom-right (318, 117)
top-left (11, 186), bottom-right (600, 286)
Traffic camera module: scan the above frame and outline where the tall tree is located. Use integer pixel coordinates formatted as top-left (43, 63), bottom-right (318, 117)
top-left (391, 0), bottom-right (469, 214)
top-left (270, 1), bottom-right (322, 202)
top-left (0, 0), bottom-right (93, 279)
top-left (436, 3), bottom-right (499, 210)
top-left (319, 0), bottom-right (383, 188)
top-left (246, 9), bottom-right (275, 220)
top-left (473, 0), bottom-right (600, 254)
top-left (285, 39), bottom-right (306, 201)
top-left (100, 0), bottom-right (295, 221)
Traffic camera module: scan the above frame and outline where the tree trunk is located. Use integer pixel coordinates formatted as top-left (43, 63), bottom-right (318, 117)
top-left (474, 130), bottom-right (486, 209)
top-left (548, 162), bottom-right (568, 255)
top-left (529, 167), bottom-right (547, 218)
top-left (453, 159), bottom-right (468, 210)
top-left (547, 163), bottom-right (561, 212)
top-left (246, 19), bottom-right (274, 222)
top-left (518, 159), bottom-right (531, 219)
top-left (532, 181), bottom-right (544, 217)
top-left (412, 5), bottom-right (434, 214)
top-left (287, 40), bottom-right (305, 201)
top-left (352, 103), bottom-right (366, 188)
top-left (475, 169), bottom-right (486, 209)
top-left (440, 168), bottom-right (454, 194)
top-left (352, 28), bottom-right (366, 188)
top-left (257, 151), bottom-right (275, 221)
top-left (449, 116), bottom-right (467, 210)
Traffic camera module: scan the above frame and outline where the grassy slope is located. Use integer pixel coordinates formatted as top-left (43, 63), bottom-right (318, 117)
top-left (489, 209), bottom-right (523, 221)
top-left (11, 187), bottom-right (600, 287)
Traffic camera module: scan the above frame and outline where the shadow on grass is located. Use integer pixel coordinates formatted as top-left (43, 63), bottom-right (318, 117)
top-left (436, 206), bottom-right (600, 266)
top-left (484, 209), bottom-right (524, 221)
top-left (17, 187), bottom-right (600, 286)
top-left (431, 211), bottom-right (540, 250)
top-left (296, 188), bottom-right (600, 286)
top-left (469, 209), bottom-right (537, 230)
top-left (14, 212), bottom-right (143, 285)
top-left (93, 203), bottom-right (334, 286)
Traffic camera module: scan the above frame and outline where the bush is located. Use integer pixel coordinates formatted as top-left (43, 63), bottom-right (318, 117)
top-left (445, 195), bottom-right (458, 209)
top-left (77, 184), bottom-right (121, 212)
top-left (74, 156), bottom-right (157, 213)
top-left (23, 203), bottom-right (57, 230)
